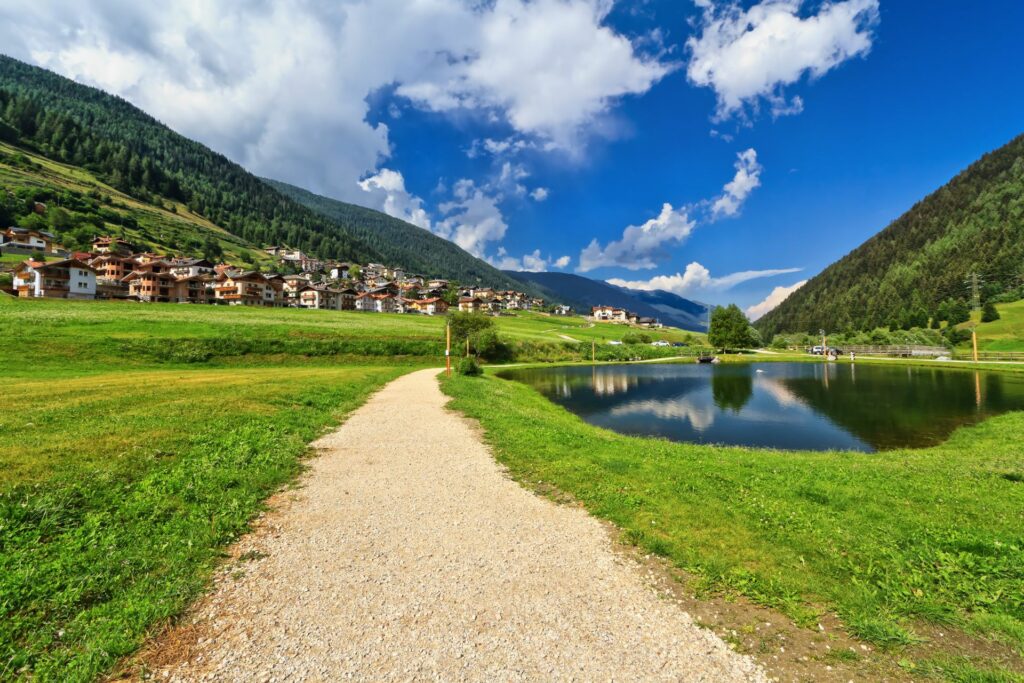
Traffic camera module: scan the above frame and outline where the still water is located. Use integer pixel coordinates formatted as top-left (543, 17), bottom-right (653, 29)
top-left (498, 362), bottom-right (1024, 452)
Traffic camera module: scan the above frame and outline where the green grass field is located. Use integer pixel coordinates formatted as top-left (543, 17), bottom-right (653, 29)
top-left (0, 295), bottom-right (705, 681)
top-left (441, 371), bottom-right (1024, 681)
top-left (963, 300), bottom-right (1024, 352)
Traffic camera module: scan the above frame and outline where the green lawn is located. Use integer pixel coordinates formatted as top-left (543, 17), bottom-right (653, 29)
top-left (0, 295), bottom-right (705, 681)
top-left (441, 371), bottom-right (1024, 680)
top-left (963, 300), bottom-right (1024, 352)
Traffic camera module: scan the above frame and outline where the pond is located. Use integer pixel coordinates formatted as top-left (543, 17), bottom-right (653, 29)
top-left (498, 362), bottom-right (1024, 452)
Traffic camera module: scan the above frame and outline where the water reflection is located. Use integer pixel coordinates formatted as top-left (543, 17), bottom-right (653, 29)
top-left (498, 362), bottom-right (1024, 452)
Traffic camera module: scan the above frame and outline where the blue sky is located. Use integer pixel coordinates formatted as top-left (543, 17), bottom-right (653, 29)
top-left (2, 1), bottom-right (1023, 316)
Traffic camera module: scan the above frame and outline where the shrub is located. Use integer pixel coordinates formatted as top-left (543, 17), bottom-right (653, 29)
top-left (981, 301), bottom-right (1001, 323)
top-left (457, 357), bottom-right (483, 376)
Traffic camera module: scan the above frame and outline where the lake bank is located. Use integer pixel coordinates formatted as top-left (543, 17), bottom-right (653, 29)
top-left (441, 370), bottom-right (1024, 682)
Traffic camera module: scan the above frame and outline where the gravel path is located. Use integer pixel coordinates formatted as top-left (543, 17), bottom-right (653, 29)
top-left (153, 369), bottom-right (765, 682)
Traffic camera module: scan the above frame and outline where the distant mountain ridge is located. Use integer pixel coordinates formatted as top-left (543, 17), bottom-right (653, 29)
top-left (266, 179), bottom-right (545, 296)
top-left (505, 271), bottom-right (709, 332)
top-left (757, 132), bottom-right (1024, 337)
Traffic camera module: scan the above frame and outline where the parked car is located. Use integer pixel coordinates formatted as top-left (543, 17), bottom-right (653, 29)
top-left (811, 345), bottom-right (824, 355)
top-left (651, 340), bottom-right (670, 347)
top-left (607, 340), bottom-right (623, 345)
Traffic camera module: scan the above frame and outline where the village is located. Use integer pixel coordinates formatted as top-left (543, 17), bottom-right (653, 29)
top-left (1, 226), bottom-right (567, 316)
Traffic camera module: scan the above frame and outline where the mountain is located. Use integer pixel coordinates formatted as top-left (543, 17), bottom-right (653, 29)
top-left (266, 179), bottom-right (544, 295)
top-left (0, 54), bottom-right (383, 263)
top-left (505, 271), bottom-right (709, 332)
top-left (757, 132), bottom-right (1024, 337)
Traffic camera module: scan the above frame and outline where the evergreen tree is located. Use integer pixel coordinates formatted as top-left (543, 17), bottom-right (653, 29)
top-left (981, 301), bottom-right (1001, 323)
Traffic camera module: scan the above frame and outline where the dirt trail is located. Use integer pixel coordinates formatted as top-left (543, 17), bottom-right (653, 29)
top-left (151, 369), bottom-right (765, 681)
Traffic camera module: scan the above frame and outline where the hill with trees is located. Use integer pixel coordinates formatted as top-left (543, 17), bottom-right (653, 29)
top-left (505, 270), bottom-right (709, 331)
top-left (757, 132), bottom-right (1024, 337)
top-left (266, 179), bottom-right (543, 294)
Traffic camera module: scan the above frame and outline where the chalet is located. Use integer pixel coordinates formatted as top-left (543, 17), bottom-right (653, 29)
top-left (408, 297), bottom-right (448, 315)
top-left (13, 259), bottom-right (96, 299)
top-left (214, 271), bottom-right (281, 307)
top-left (91, 236), bottom-right (135, 256)
top-left (328, 263), bottom-right (350, 280)
top-left (298, 285), bottom-right (339, 310)
top-left (167, 258), bottom-right (215, 278)
top-left (369, 282), bottom-right (400, 297)
top-left (122, 261), bottom-right (177, 303)
top-left (2, 227), bottom-right (58, 254)
top-left (553, 304), bottom-right (573, 316)
top-left (90, 255), bottom-right (136, 283)
top-left (172, 275), bottom-right (213, 304)
top-left (427, 278), bottom-right (449, 290)
top-left (458, 296), bottom-right (485, 314)
top-left (281, 275), bottom-right (310, 305)
top-left (337, 288), bottom-right (357, 310)
top-left (355, 292), bottom-right (374, 312)
top-left (637, 316), bottom-right (662, 329)
top-left (592, 305), bottom-right (629, 323)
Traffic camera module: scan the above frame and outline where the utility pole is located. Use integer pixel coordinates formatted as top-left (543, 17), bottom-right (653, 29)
top-left (445, 321), bottom-right (451, 376)
top-left (966, 272), bottom-right (982, 363)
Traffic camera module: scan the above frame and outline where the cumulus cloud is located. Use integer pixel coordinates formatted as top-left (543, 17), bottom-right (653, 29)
top-left (493, 248), bottom-right (571, 272)
top-left (687, 0), bottom-right (880, 121)
top-left (435, 179), bottom-right (509, 258)
top-left (608, 262), bottom-right (801, 297)
top-left (745, 279), bottom-right (807, 320)
top-left (0, 0), bottom-right (669, 205)
top-left (579, 203), bottom-right (696, 273)
top-left (711, 148), bottom-right (762, 219)
top-left (397, 0), bottom-right (672, 149)
top-left (530, 187), bottom-right (550, 202)
top-left (358, 169), bottom-right (431, 230)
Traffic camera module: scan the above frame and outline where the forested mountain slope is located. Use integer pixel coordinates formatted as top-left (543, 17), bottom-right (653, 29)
top-left (266, 179), bottom-right (543, 294)
top-left (506, 270), bottom-right (709, 331)
top-left (0, 54), bottom-right (381, 263)
top-left (757, 133), bottom-right (1024, 337)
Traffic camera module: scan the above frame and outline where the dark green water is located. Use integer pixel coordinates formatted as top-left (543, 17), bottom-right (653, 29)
top-left (498, 362), bottom-right (1024, 452)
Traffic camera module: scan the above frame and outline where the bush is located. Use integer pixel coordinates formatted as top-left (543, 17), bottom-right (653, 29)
top-left (457, 357), bottom-right (483, 376)
top-left (981, 301), bottom-right (1001, 323)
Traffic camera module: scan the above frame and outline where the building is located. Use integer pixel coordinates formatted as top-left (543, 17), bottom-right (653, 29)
top-left (214, 271), bottom-right (281, 306)
top-left (122, 261), bottom-right (177, 303)
top-left (328, 263), bottom-right (350, 280)
top-left (2, 227), bottom-right (58, 254)
top-left (167, 258), bottom-right (215, 278)
top-left (592, 305), bottom-right (629, 323)
top-left (298, 285), bottom-right (339, 310)
top-left (337, 288), bottom-right (357, 310)
top-left (13, 259), bottom-right (96, 299)
top-left (458, 296), bottom-right (485, 314)
top-left (90, 255), bottom-right (137, 283)
top-left (91, 236), bottom-right (135, 256)
top-left (553, 304), bottom-right (573, 316)
top-left (408, 297), bottom-right (448, 315)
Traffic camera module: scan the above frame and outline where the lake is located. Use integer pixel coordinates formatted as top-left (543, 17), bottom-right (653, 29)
top-left (498, 362), bottom-right (1024, 452)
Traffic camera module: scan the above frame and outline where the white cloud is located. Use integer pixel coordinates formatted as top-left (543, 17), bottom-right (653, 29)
top-left (711, 148), bottom-right (762, 219)
top-left (397, 0), bottom-right (672, 150)
top-left (530, 187), bottom-right (550, 202)
top-left (493, 248), bottom-right (571, 272)
top-left (578, 203), bottom-right (696, 273)
top-left (436, 179), bottom-right (509, 258)
top-left (578, 146), bottom-right (763, 273)
top-left (745, 280), bottom-right (807, 320)
top-left (687, 0), bottom-right (879, 121)
top-left (358, 169), bottom-right (431, 230)
top-left (0, 0), bottom-right (669, 206)
top-left (608, 262), bottom-right (801, 297)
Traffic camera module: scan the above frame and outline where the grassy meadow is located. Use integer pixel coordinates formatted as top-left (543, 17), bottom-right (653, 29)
top-left (0, 295), bottom-right (703, 680)
top-left (442, 370), bottom-right (1024, 681)
top-left (963, 300), bottom-right (1024, 353)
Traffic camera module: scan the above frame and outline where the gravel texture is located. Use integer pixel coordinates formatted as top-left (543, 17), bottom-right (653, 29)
top-left (154, 369), bottom-right (766, 682)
